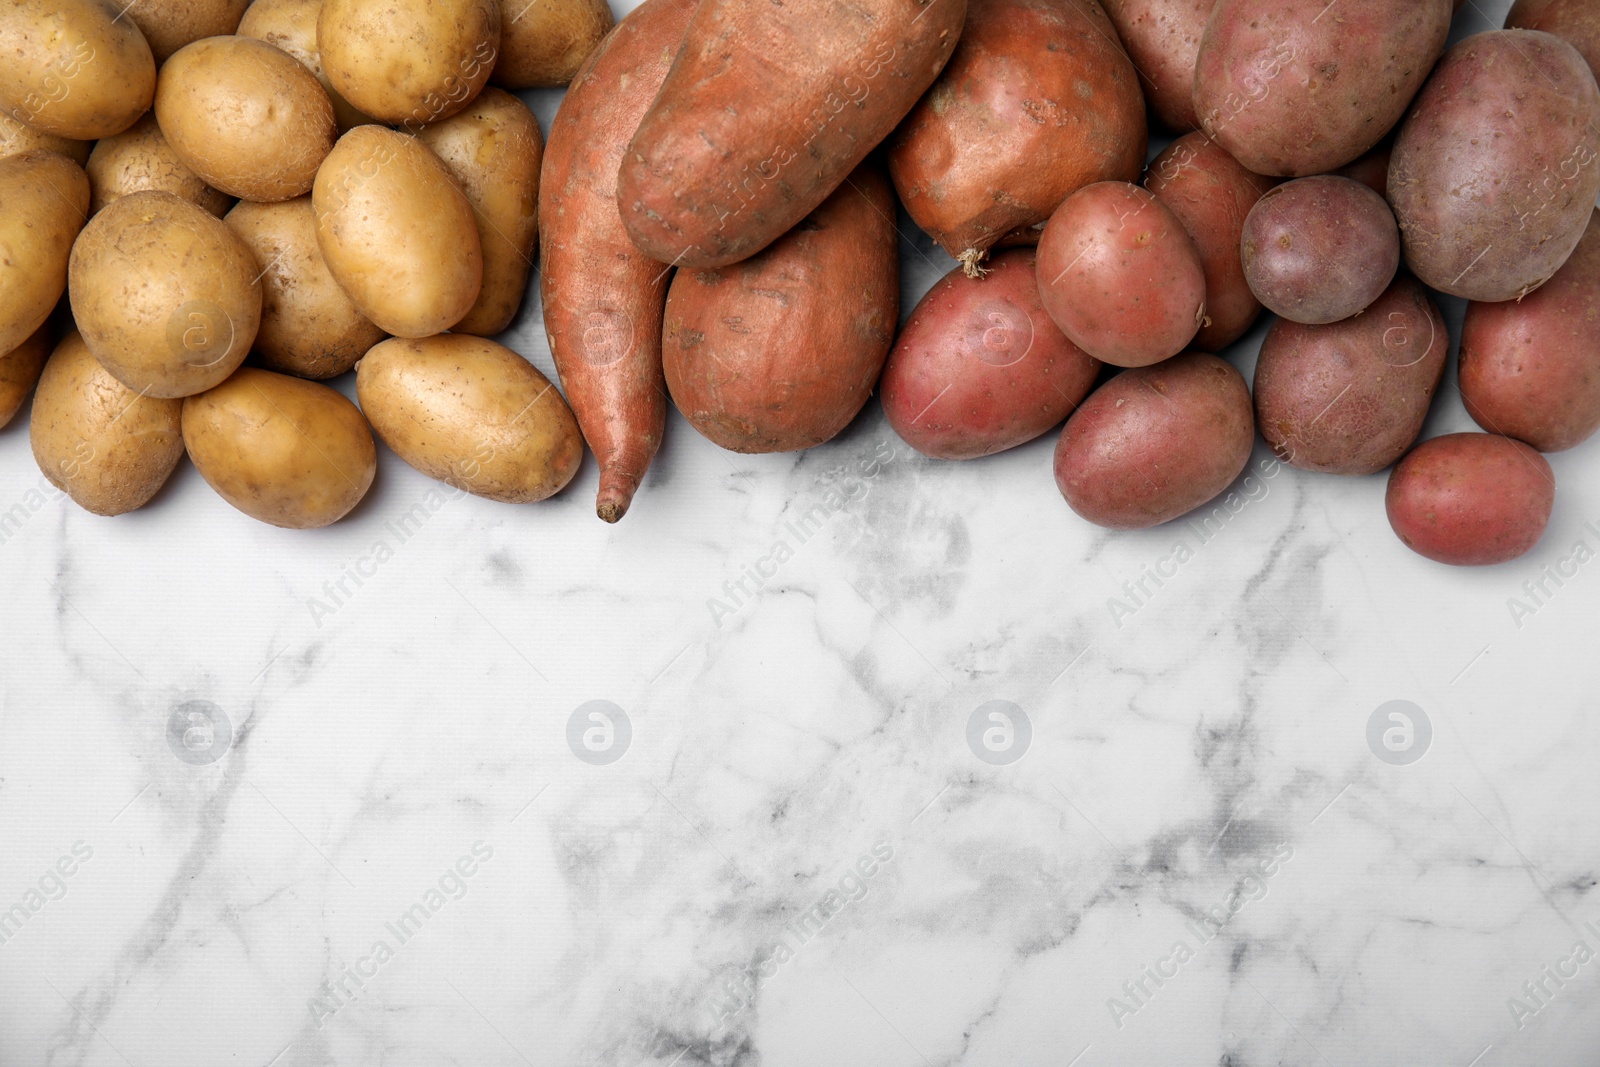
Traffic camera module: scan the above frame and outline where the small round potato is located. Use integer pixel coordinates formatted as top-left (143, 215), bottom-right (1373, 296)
top-left (183, 367), bottom-right (376, 527)
top-left (492, 0), bottom-right (614, 88)
top-left (236, 0), bottom-right (375, 131)
top-left (1386, 433), bottom-right (1555, 566)
top-left (319, 0), bottom-right (500, 126)
top-left (69, 190), bottom-right (262, 398)
top-left (0, 111), bottom-right (90, 164)
top-left (416, 88), bottom-right (542, 336)
top-left (356, 334), bottom-right (582, 503)
top-left (30, 331), bottom-right (185, 515)
top-left (312, 126), bottom-right (483, 338)
top-left (86, 113), bottom-right (233, 217)
top-left (0, 323), bottom-right (52, 429)
top-left (1036, 181), bottom-right (1205, 368)
top-left (0, 150), bottom-right (90, 357)
top-left (224, 197), bottom-right (385, 379)
top-left (120, 0), bottom-right (251, 63)
top-left (1241, 175), bottom-right (1399, 325)
top-left (155, 36), bottom-right (337, 203)
top-left (0, 0), bottom-right (155, 139)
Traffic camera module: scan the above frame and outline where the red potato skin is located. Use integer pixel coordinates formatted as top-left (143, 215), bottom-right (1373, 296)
top-left (540, 0), bottom-right (695, 522)
top-left (1334, 138), bottom-right (1393, 199)
top-left (662, 166), bottom-right (898, 453)
top-left (1507, 0), bottom-right (1600, 81)
top-left (1460, 210), bottom-right (1600, 453)
top-left (1100, 0), bottom-right (1214, 132)
top-left (880, 249), bottom-right (1101, 460)
top-left (1145, 132), bottom-right (1274, 350)
top-left (1036, 181), bottom-right (1206, 367)
top-left (617, 0), bottom-right (965, 269)
top-left (1053, 351), bottom-right (1254, 529)
top-left (1386, 433), bottom-right (1555, 566)
top-left (887, 0), bottom-right (1146, 267)
top-left (1194, 0), bottom-right (1452, 177)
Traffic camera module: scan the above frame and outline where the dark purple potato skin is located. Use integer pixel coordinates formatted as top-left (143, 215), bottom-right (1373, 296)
top-left (1241, 175), bottom-right (1399, 324)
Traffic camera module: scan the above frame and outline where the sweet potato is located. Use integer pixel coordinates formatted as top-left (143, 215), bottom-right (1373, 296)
top-left (662, 165), bottom-right (898, 453)
top-left (540, 0), bottom-right (694, 522)
top-left (1100, 0), bottom-right (1213, 132)
top-left (1386, 434), bottom-right (1555, 566)
top-left (888, 0), bottom-right (1145, 272)
top-left (617, 0), bottom-right (965, 269)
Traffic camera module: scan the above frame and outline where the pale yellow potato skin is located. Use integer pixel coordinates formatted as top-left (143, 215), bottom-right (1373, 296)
top-left (119, 0), bottom-right (252, 63)
top-left (30, 331), bottom-right (185, 515)
top-left (492, 0), bottom-right (614, 88)
top-left (0, 323), bottom-right (52, 429)
top-left (155, 36), bottom-right (337, 202)
top-left (86, 113), bottom-right (233, 217)
top-left (0, 0), bottom-right (155, 140)
top-left (312, 126), bottom-right (483, 338)
top-left (0, 150), bottom-right (90, 357)
top-left (416, 88), bottom-right (541, 336)
top-left (235, 0), bottom-right (375, 131)
top-left (356, 334), bottom-right (582, 503)
top-left (224, 197), bottom-right (385, 379)
top-left (182, 366), bottom-right (376, 528)
top-left (68, 190), bottom-right (262, 398)
top-left (0, 112), bottom-right (90, 164)
top-left (318, 0), bottom-right (500, 125)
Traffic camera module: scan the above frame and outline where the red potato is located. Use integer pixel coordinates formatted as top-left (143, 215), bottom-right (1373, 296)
top-left (540, 0), bottom-right (695, 521)
top-left (1507, 0), bottom-right (1600, 81)
top-left (1334, 138), bottom-right (1394, 199)
top-left (1460, 210), bottom-right (1600, 453)
top-left (663, 165), bottom-right (898, 454)
top-left (617, 0), bottom-right (965, 269)
top-left (1386, 434), bottom-right (1555, 566)
top-left (1100, 0), bottom-right (1214, 132)
top-left (888, 0), bottom-right (1146, 272)
top-left (1054, 352), bottom-right (1254, 529)
top-left (1036, 181), bottom-right (1205, 367)
top-left (1145, 132), bottom-right (1274, 350)
top-left (880, 249), bottom-right (1100, 460)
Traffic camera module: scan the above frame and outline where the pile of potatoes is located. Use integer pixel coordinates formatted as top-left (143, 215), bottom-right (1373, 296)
top-left (1, 0), bottom-right (1597, 566)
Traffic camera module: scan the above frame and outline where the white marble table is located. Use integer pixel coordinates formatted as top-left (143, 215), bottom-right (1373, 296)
top-left (4, 1), bottom-right (1599, 1064)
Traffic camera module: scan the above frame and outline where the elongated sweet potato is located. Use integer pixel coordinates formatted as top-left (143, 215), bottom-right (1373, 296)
top-left (617, 0), bottom-right (965, 269)
top-left (540, 0), bottom-right (694, 522)
top-left (662, 165), bottom-right (899, 453)
top-left (888, 0), bottom-right (1145, 273)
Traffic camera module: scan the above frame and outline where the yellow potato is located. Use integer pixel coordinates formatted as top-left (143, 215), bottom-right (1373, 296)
top-left (356, 334), bottom-right (582, 502)
top-left (0, 111), bottom-right (90, 164)
top-left (0, 150), bottom-right (89, 357)
top-left (235, 0), bottom-right (374, 131)
top-left (0, 324), bottom-right (52, 429)
top-left (30, 331), bottom-right (185, 515)
top-left (68, 190), bottom-right (262, 398)
top-left (318, 0), bottom-right (499, 125)
top-left (155, 36), bottom-right (336, 203)
top-left (0, 0), bottom-right (155, 139)
top-left (119, 0), bottom-right (251, 63)
top-left (493, 0), bottom-right (614, 88)
top-left (86, 113), bottom-right (233, 217)
top-left (224, 197), bottom-right (385, 379)
top-left (183, 367), bottom-right (376, 528)
top-left (312, 126), bottom-right (482, 337)
top-left (416, 88), bottom-right (541, 336)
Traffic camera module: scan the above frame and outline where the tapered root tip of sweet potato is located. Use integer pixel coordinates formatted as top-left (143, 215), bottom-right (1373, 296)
top-left (597, 501), bottom-right (625, 523)
top-left (958, 248), bottom-right (990, 278)
top-left (596, 476), bottom-right (637, 523)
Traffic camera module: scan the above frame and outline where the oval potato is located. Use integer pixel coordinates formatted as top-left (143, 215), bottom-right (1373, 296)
top-left (318, 0), bottom-right (500, 126)
top-left (0, 111), bottom-right (90, 164)
top-left (236, 0), bottom-right (374, 130)
top-left (224, 197), bottom-right (385, 379)
top-left (30, 331), bottom-right (185, 515)
top-left (416, 88), bottom-right (542, 336)
top-left (357, 334), bottom-right (583, 503)
top-left (1386, 433), bottom-right (1555, 565)
top-left (86, 113), bottom-right (233, 217)
top-left (69, 190), bottom-right (261, 397)
top-left (183, 367), bottom-right (376, 527)
top-left (0, 150), bottom-right (89, 357)
top-left (0, 323), bottom-right (52, 429)
top-left (312, 126), bottom-right (483, 338)
top-left (0, 0), bottom-right (155, 139)
top-left (492, 0), bottom-right (615, 88)
top-left (120, 0), bottom-right (251, 63)
top-left (1507, 0), bottom-right (1600, 81)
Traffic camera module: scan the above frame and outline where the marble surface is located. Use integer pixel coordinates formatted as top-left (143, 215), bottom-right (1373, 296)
top-left (5, 1), bottom-right (1600, 1064)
